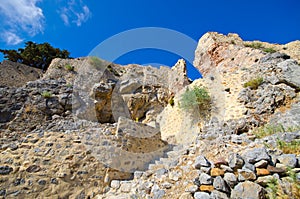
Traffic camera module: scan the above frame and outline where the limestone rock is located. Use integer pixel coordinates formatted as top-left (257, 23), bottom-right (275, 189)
top-left (228, 153), bottom-right (244, 170)
top-left (194, 32), bottom-right (244, 76)
top-left (194, 155), bottom-right (211, 169)
top-left (231, 181), bottom-right (266, 199)
top-left (223, 172), bottom-right (238, 188)
top-left (242, 148), bottom-right (270, 164)
top-left (277, 154), bottom-right (298, 168)
top-left (210, 190), bottom-right (229, 199)
top-left (256, 175), bottom-right (274, 186)
top-left (213, 176), bottom-right (230, 193)
top-left (276, 59), bottom-right (300, 89)
top-left (199, 173), bottom-right (213, 185)
top-left (254, 160), bottom-right (269, 168)
top-left (238, 168), bottom-right (257, 181)
top-left (194, 192), bottom-right (210, 199)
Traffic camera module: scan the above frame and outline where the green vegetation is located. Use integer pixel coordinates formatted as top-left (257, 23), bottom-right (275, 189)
top-left (263, 48), bottom-right (277, 53)
top-left (243, 77), bottom-right (263, 89)
top-left (244, 42), bottom-right (277, 54)
top-left (244, 42), bottom-right (263, 49)
top-left (64, 64), bottom-right (74, 71)
top-left (266, 168), bottom-right (300, 199)
top-left (253, 124), bottom-right (300, 139)
top-left (253, 124), bottom-right (285, 138)
top-left (277, 139), bottom-right (300, 155)
top-left (266, 178), bottom-right (279, 199)
top-left (179, 86), bottom-right (211, 111)
top-left (253, 123), bottom-right (300, 155)
top-left (66, 83), bottom-right (73, 88)
top-left (41, 91), bottom-right (52, 98)
top-left (0, 41), bottom-right (70, 70)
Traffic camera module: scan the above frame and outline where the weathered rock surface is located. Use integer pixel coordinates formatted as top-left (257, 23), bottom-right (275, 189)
top-left (231, 181), bottom-right (266, 199)
top-left (0, 60), bottom-right (42, 87)
top-left (1, 32), bottom-right (300, 199)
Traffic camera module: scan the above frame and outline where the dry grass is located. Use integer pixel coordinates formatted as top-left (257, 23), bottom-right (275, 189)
top-left (24, 104), bottom-right (38, 114)
top-left (243, 77), bottom-right (263, 90)
top-left (277, 139), bottom-right (300, 155)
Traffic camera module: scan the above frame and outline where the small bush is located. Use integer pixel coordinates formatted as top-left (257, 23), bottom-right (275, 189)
top-left (41, 91), bottom-right (52, 98)
top-left (65, 64), bottom-right (74, 71)
top-left (263, 48), bottom-right (277, 53)
top-left (244, 42), bottom-right (263, 49)
top-left (179, 87), bottom-right (211, 111)
top-left (243, 77), bottom-right (263, 89)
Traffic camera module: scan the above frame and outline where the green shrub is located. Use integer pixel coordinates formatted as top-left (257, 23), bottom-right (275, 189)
top-left (179, 87), bottom-right (211, 111)
top-left (244, 42), bottom-right (277, 53)
top-left (41, 91), bottom-right (52, 98)
top-left (244, 42), bottom-right (263, 49)
top-left (263, 48), bottom-right (277, 53)
top-left (243, 77), bottom-right (263, 89)
top-left (65, 64), bottom-right (74, 71)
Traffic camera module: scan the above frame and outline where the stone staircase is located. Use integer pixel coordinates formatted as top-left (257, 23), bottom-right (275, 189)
top-left (148, 144), bottom-right (188, 170)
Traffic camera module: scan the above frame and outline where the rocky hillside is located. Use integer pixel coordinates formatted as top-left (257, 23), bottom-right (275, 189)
top-left (0, 32), bottom-right (299, 199)
top-left (0, 60), bottom-right (42, 87)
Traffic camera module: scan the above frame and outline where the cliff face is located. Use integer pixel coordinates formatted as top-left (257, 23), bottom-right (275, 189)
top-left (192, 32), bottom-right (300, 125)
top-left (0, 32), bottom-right (299, 199)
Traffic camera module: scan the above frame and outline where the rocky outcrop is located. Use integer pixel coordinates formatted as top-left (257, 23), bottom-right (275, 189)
top-left (0, 60), bottom-right (42, 87)
top-left (0, 56), bottom-right (189, 133)
top-left (244, 40), bottom-right (300, 64)
top-left (193, 32), bottom-right (300, 131)
top-left (0, 56), bottom-right (189, 197)
top-left (0, 32), bottom-right (300, 199)
top-left (0, 79), bottom-right (73, 133)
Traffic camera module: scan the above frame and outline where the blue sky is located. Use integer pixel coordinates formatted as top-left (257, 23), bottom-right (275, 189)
top-left (0, 0), bottom-right (299, 79)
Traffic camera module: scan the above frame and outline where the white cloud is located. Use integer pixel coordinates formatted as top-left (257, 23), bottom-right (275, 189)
top-left (0, 0), bottom-right (44, 45)
top-left (1, 31), bottom-right (24, 45)
top-left (59, 0), bottom-right (91, 27)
